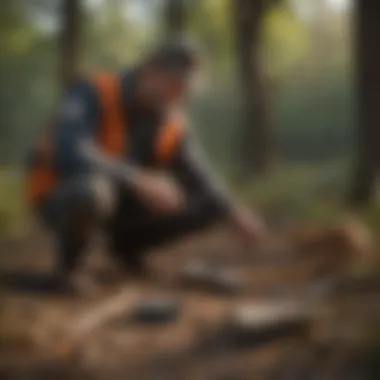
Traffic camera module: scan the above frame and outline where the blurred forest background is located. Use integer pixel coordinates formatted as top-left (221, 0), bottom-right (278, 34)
top-left (3, 3), bottom-right (380, 379)
top-left (0, 0), bottom-right (367, 236)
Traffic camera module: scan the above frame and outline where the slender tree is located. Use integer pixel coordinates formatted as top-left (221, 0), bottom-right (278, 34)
top-left (232, 0), bottom-right (278, 178)
top-left (60, 0), bottom-right (82, 90)
top-left (164, 0), bottom-right (187, 37)
top-left (349, 0), bottom-right (380, 206)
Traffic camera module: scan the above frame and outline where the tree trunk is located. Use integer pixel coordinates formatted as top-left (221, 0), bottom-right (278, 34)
top-left (233, 0), bottom-right (274, 179)
top-left (165, 0), bottom-right (187, 37)
top-left (60, 0), bottom-right (82, 90)
top-left (349, 0), bottom-right (380, 207)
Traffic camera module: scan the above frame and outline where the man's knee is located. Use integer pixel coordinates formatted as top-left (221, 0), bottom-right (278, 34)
top-left (88, 174), bottom-right (117, 218)
top-left (64, 174), bottom-right (118, 229)
top-left (40, 174), bottom-right (117, 233)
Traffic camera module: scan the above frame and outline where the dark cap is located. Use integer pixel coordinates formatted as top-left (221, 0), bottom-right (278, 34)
top-left (144, 37), bottom-right (202, 77)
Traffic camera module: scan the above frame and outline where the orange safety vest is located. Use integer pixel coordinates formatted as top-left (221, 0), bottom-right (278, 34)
top-left (26, 72), bottom-right (186, 205)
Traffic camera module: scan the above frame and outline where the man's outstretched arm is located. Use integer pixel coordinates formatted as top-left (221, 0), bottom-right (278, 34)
top-left (170, 131), bottom-right (265, 244)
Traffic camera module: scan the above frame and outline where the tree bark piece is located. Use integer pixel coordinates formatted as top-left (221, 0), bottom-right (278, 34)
top-left (60, 0), bottom-right (82, 90)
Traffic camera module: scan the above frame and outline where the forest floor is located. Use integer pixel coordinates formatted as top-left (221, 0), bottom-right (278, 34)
top-left (0, 221), bottom-right (380, 380)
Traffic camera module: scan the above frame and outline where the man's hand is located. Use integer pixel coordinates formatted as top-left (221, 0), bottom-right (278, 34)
top-left (228, 207), bottom-right (266, 247)
top-left (79, 140), bottom-right (184, 215)
top-left (131, 170), bottom-right (185, 214)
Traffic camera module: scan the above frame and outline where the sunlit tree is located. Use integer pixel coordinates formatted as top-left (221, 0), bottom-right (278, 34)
top-left (232, 0), bottom-right (280, 178)
top-left (60, 0), bottom-right (82, 89)
top-left (164, 0), bottom-right (187, 37)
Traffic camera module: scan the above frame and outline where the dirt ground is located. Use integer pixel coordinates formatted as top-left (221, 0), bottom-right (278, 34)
top-left (0, 224), bottom-right (379, 380)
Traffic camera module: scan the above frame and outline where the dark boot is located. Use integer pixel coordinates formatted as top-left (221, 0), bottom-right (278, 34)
top-left (54, 236), bottom-right (87, 294)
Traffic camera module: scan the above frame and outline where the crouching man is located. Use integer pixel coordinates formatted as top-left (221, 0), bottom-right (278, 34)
top-left (25, 39), bottom-right (265, 292)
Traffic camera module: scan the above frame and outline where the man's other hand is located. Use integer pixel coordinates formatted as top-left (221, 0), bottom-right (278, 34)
top-left (132, 170), bottom-right (185, 214)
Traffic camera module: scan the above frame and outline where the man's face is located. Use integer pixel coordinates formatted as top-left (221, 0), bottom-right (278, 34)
top-left (138, 67), bottom-right (191, 109)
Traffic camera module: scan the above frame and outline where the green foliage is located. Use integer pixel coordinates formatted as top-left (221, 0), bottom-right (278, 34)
top-left (188, 0), bottom-right (233, 75)
top-left (276, 66), bottom-right (354, 161)
top-left (0, 0), bottom-right (57, 164)
top-left (187, 0), bottom-right (353, 166)
top-left (0, 171), bottom-right (27, 237)
top-left (83, 0), bottom-right (157, 70)
top-left (238, 162), bottom-right (346, 220)
top-left (235, 162), bottom-right (380, 233)
top-left (264, 4), bottom-right (309, 80)
top-left (188, 65), bottom-right (353, 172)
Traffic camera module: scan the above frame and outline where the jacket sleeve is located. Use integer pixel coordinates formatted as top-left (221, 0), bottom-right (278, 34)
top-left (169, 129), bottom-right (234, 219)
top-left (53, 80), bottom-right (99, 176)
